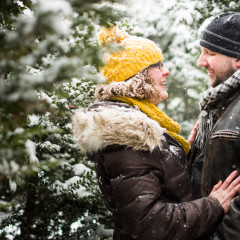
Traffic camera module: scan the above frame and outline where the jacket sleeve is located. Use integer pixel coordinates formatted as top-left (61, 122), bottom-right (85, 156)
top-left (102, 148), bottom-right (224, 240)
top-left (212, 197), bottom-right (240, 240)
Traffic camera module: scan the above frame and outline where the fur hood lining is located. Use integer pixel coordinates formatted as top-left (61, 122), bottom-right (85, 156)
top-left (72, 104), bottom-right (166, 154)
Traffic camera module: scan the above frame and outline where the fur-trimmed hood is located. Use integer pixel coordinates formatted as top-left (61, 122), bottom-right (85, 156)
top-left (72, 101), bottom-right (166, 155)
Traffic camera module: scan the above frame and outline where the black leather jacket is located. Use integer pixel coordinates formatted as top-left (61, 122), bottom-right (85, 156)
top-left (190, 86), bottom-right (240, 195)
top-left (201, 91), bottom-right (240, 196)
top-left (201, 90), bottom-right (240, 240)
top-left (190, 86), bottom-right (240, 240)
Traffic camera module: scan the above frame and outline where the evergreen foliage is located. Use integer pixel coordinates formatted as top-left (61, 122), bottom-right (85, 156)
top-left (0, 0), bottom-right (124, 239)
top-left (0, 0), bottom-right (239, 239)
top-left (0, 0), bottom-right (33, 29)
top-left (191, 0), bottom-right (240, 29)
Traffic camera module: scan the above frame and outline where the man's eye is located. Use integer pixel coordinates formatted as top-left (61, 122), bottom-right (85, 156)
top-left (207, 52), bottom-right (215, 56)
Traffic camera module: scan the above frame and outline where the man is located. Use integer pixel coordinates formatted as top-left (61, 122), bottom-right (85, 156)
top-left (190, 12), bottom-right (240, 240)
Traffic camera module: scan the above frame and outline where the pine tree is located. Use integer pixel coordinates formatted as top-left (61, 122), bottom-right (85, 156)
top-left (0, 0), bottom-right (125, 239)
top-left (189, 0), bottom-right (240, 29)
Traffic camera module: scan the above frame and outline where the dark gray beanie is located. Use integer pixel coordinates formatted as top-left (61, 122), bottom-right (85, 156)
top-left (200, 12), bottom-right (240, 59)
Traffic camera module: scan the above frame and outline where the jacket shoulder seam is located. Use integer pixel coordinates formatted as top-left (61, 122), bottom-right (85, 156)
top-left (211, 130), bottom-right (239, 140)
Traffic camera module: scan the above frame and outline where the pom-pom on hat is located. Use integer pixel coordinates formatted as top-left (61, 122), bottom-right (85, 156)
top-left (98, 26), bottom-right (164, 83)
top-left (200, 12), bottom-right (240, 59)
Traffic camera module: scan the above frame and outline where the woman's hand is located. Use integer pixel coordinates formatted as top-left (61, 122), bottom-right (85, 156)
top-left (209, 170), bottom-right (240, 213)
top-left (188, 121), bottom-right (199, 147)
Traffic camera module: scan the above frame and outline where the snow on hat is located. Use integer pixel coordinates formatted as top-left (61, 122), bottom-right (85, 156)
top-left (200, 12), bottom-right (240, 59)
top-left (98, 26), bottom-right (164, 83)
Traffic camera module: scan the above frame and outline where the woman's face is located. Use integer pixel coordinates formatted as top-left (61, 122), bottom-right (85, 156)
top-left (148, 63), bottom-right (170, 104)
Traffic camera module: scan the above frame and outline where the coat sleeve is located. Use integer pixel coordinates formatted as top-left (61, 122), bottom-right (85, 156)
top-left (213, 197), bottom-right (240, 240)
top-left (101, 148), bottom-right (224, 240)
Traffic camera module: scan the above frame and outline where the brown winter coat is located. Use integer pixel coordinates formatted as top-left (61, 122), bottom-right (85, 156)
top-left (72, 101), bottom-right (224, 240)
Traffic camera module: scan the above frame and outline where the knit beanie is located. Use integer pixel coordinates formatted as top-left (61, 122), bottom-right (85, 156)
top-left (200, 12), bottom-right (240, 59)
top-left (98, 26), bottom-right (164, 83)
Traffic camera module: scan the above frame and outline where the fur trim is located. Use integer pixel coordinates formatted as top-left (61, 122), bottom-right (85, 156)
top-left (72, 105), bottom-right (166, 155)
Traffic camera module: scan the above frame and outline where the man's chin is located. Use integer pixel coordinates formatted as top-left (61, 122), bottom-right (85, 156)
top-left (213, 69), bottom-right (236, 87)
top-left (211, 77), bottom-right (226, 88)
top-left (209, 77), bottom-right (216, 88)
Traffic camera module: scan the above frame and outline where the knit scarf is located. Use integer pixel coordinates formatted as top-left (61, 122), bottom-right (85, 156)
top-left (195, 69), bottom-right (240, 151)
top-left (112, 96), bottom-right (190, 154)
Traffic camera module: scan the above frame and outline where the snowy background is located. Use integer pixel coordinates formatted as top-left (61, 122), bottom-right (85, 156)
top-left (0, 0), bottom-right (239, 239)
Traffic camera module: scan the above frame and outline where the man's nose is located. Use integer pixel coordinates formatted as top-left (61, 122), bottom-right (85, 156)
top-left (198, 54), bottom-right (208, 67)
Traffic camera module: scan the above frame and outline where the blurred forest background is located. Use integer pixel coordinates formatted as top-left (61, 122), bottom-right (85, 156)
top-left (0, 0), bottom-right (240, 239)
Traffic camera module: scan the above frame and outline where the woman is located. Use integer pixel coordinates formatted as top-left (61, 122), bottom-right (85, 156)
top-left (72, 26), bottom-right (240, 240)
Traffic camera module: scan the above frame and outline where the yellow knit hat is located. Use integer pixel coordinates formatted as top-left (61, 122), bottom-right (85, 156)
top-left (98, 26), bottom-right (164, 83)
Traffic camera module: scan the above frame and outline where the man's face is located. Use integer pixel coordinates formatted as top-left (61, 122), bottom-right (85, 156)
top-left (198, 47), bottom-right (238, 87)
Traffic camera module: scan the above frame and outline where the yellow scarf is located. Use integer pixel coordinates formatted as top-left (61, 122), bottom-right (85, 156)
top-left (112, 97), bottom-right (190, 154)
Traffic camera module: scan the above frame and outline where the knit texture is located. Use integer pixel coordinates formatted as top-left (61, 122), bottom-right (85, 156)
top-left (98, 26), bottom-right (164, 83)
top-left (112, 96), bottom-right (190, 154)
top-left (200, 12), bottom-right (240, 58)
top-left (195, 69), bottom-right (240, 151)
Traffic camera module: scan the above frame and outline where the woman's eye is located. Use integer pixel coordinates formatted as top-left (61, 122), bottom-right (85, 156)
top-left (159, 62), bottom-right (163, 70)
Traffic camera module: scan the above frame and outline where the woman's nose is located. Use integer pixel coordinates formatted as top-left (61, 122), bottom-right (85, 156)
top-left (162, 67), bottom-right (170, 76)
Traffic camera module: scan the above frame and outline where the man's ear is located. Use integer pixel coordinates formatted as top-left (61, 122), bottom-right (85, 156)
top-left (236, 59), bottom-right (240, 68)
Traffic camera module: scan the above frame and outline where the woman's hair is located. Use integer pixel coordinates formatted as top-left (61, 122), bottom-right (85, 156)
top-left (95, 67), bottom-right (161, 101)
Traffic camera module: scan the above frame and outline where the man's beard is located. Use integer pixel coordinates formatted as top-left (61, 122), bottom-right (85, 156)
top-left (213, 68), bottom-right (236, 87)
